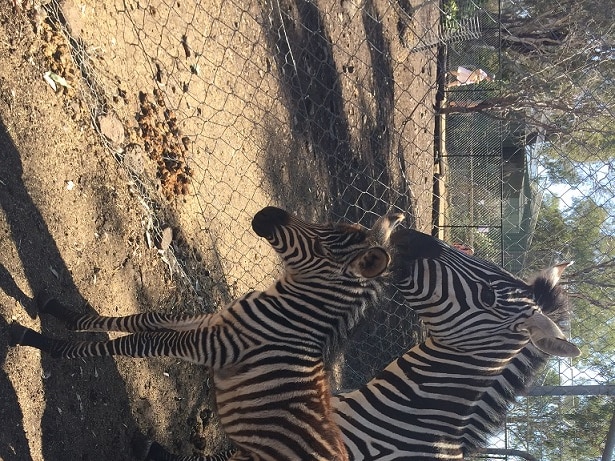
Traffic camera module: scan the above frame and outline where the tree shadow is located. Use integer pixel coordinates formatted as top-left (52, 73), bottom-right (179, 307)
top-left (259, 0), bottom-right (423, 388)
top-left (0, 117), bottom-right (139, 460)
top-left (261, 0), bottom-right (415, 227)
top-left (0, 311), bottom-right (32, 461)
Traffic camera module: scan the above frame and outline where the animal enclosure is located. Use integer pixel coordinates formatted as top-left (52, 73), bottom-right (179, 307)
top-left (0, 0), bottom-right (614, 460)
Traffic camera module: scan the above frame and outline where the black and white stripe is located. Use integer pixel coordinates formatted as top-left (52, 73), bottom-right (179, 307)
top-left (14, 223), bottom-right (579, 461)
top-left (9, 206), bottom-right (403, 461)
top-left (333, 228), bottom-right (580, 460)
top-left (87, 227), bottom-right (579, 461)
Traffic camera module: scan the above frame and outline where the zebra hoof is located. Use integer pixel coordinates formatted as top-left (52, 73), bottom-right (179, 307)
top-left (36, 297), bottom-right (82, 327)
top-left (8, 322), bottom-right (28, 347)
top-left (131, 431), bottom-right (172, 461)
top-left (8, 323), bottom-right (56, 355)
top-left (131, 431), bottom-right (153, 460)
top-left (35, 293), bottom-right (57, 314)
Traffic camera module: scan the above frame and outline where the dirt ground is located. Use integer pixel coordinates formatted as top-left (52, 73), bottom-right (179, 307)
top-left (0, 0), bottom-right (438, 459)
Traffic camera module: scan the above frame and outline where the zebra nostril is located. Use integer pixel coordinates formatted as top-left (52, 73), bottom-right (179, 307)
top-left (252, 207), bottom-right (291, 238)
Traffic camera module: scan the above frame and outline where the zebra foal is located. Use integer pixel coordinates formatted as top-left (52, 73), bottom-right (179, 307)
top-left (9, 206), bottom-right (403, 461)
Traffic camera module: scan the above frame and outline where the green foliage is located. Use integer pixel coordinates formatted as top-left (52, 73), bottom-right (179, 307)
top-left (470, 227), bottom-right (501, 261)
top-left (524, 195), bottom-right (568, 271)
top-left (507, 395), bottom-right (612, 460)
top-left (513, 191), bottom-right (615, 459)
top-left (448, 3), bottom-right (615, 458)
top-left (442, 0), bottom-right (490, 33)
top-left (455, 0), bottom-right (615, 157)
top-left (441, 0), bottom-right (460, 31)
top-left (540, 155), bottom-right (582, 187)
top-left (526, 194), bottom-right (609, 272)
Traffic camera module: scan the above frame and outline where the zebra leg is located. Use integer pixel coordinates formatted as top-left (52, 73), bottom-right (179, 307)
top-left (9, 322), bottom-right (209, 363)
top-left (132, 432), bottom-right (236, 461)
top-left (9, 322), bottom-right (55, 350)
top-left (38, 297), bottom-right (212, 333)
top-left (37, 296), bottom-right (89, 329)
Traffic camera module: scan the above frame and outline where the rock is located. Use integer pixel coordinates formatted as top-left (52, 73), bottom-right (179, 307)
top-left (156, 226), bottom-right (173, 251)
top-left (98, 113), bottom-right (125, 147)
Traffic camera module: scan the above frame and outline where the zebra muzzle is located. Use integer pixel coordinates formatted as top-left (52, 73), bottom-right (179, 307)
top-left (252, 206), bottom-right (291, 238)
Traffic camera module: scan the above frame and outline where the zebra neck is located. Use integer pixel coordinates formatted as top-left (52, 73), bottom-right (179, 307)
top-left (373, 337), bottom-right (549, 450)
top-left (272, 278), bottom-right (377, 321)
top-left (252, 280), bottom-right (376, 350)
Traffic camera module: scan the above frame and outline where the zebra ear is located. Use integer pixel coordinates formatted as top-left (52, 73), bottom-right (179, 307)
top-left (349, 247), bottom-right (390, 279)
top-left (533, 336), bottom-right (581, 358)
top-left (370, 213), bottom-right (405, 244)
top-left (520, 313), bottom-right (581, 357)
top-left (544, 261), bottom-right (573, 285)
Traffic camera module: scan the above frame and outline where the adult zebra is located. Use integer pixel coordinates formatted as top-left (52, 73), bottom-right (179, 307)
top-left (333, 227), bottom-right (580, 460)
top-left (9, 206), bottom-right (403, 461)
top-left (117, 227), bottom-right (580, 461)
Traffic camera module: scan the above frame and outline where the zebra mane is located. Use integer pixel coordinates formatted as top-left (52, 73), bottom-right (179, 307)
top-left (512, 266), bottom-right (573, 386)
top-left (460, 344), bottom-right (546, 456)
top-left (390, 227), bottom-right (524, 282)
top-left (390, 227), bottom-right (443, 261)
top-left (529, 268), bottom-right (571, 320)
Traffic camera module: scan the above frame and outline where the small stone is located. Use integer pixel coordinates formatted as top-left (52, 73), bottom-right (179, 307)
top-left (98, 113), bottom-right (125, 147)
top-left (123, 144), bottom-right (145, 174)
top-left (156, 226), bottom-right (173, 251)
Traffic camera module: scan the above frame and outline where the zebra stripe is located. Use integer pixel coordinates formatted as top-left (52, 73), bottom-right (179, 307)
top-left (43, 226), bottom-right (579, 461)
top-left (82, 227), bottom-right (579, 461)
top-left (333, 227), bottom-right (580, 460)
top-left (14, 223), bottom-right (579, 461)
top-left (9, 206), bottom-right (403, 461)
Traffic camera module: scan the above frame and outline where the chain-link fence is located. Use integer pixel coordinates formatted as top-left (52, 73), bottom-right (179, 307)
top-left (439, 0), bottom-right (615, 459)
top-left (41, 0), bottom-right (441, 388)
top-left (17, 0), bottom-right (615, 459)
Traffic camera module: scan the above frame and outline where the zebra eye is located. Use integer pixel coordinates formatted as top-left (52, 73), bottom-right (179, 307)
top-left (480, 285), bottom-right (497, 307)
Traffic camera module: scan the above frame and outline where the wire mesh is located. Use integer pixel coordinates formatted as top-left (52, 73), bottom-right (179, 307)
top-left (18, 0), bottom-right (615, 459)
top-left (39, 0), bottom-right (440, 383)
top-left (440, 1), bottom-right (615, 459)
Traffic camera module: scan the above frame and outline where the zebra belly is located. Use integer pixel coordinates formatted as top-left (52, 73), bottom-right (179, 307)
top-left (333, 392), bottom-right (465, 460)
